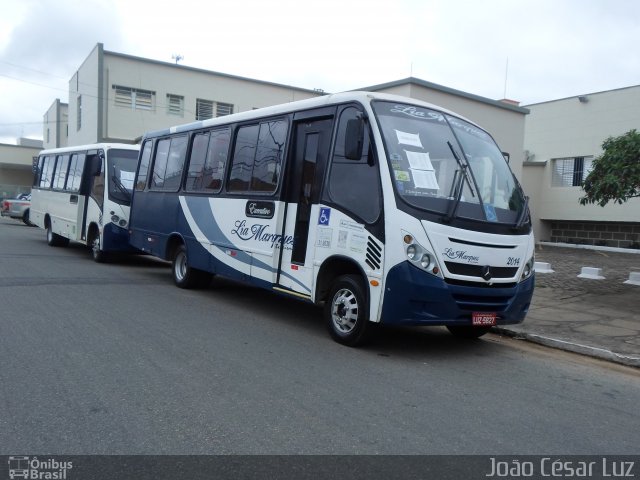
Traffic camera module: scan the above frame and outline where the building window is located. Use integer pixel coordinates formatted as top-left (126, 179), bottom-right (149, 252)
top-left (196, 99), bottom-right (233, 120)
top-left (216, 102), bottom-right (233, 117)
top-left (113, 85), bottom-right (155, 111)
top-left (196, 99), bottom-right (214, 120)
top-left (77, 95), bottom-right (82, 131)
top-left (551, 156), bottom-right (594, 187)
top-left (167, 94), bottom-right (184, 116)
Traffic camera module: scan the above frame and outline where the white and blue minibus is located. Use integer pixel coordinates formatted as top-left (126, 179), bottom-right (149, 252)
top-left (129, 92), bottom-right (534, 345)
top-left (31, 143), bottom-right (139, 262)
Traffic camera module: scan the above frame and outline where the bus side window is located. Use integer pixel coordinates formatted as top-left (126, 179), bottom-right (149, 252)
top-left (228, 125), bottom-right (259, 192)
top-left (228, 119), bottom-right (287, 193)
top-left (135, 140), bottom-right (153, 191)
top-left (65, 153), bottom-right (86, 192)
top-left (251, 120), bottom-right (287, 193)
top-left (149, 136), bottom-right (187, 191)
top-left (185, 128), bottom-right (230, 193)
top-left (52, 154), bottom-right (70, 190)
top-left (39, 155), bottom-right (55, 188)
top-left (326, 107), bottom-right (382, 224)
top-left (33, 156), bottom-right (44, 186)
top-left (150, 139), bottom-right (171, 190)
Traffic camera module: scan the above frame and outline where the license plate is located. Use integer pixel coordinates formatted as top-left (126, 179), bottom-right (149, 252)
top-left (472, 312), bottom-right (496, 326)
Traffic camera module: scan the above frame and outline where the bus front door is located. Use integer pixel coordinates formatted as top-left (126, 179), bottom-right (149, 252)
top-left (276, 117), bottom-right (333, 297)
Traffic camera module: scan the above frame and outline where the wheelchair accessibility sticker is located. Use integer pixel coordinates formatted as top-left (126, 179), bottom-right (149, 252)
top-left (318, 207), bottom-right (331, 226)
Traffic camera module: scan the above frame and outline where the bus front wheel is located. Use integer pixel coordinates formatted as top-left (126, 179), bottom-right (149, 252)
top-left (90, 232), bottom-right (107, 263)
top-left (46, 224), bottom-right (68, 247)
top-left (325, 274), bottom-right (371, 347)
top-left (172, 244), bottom-right (211, 289)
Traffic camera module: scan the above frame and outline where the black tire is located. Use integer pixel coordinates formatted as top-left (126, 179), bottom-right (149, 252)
top-left (324, 274), bottom-right (371, 346)
top-left (46, 224), bottom-right (69, 247)
top-left (447, 325), bottom-right (492, 339)
top-left (90, 231), bottom-right (108, 263)
top-left (172, 244), bottom-right (211, 289)
top-left (22, 209), bottom-right (32, 226)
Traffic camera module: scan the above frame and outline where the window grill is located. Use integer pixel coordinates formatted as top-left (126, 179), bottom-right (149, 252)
top-left (167, 94), bottom-right (184, 116)
top-left (196, 99), bottom-right (214, 120)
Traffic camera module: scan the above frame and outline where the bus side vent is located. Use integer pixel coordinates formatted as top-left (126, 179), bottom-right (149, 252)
top-left (366, 237), bottom-right (382, 270)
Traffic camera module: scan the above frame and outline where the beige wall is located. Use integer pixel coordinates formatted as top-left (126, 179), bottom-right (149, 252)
top-left (68, 44), bottom-right (104, 145)
top-left (523, 85), bottom-right (640, 234)
top-left (65, 44), bottom-right (322, 146)
top-left (102, 53), bottom-right (321, 143)
top-left (0, 143), bottom-right (40, 197)
top-left (521, 162), bottom-right (549, 241)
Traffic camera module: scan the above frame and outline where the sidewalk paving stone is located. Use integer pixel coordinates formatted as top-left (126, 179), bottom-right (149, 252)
top-left (495, 244), bottom-right (640, 367)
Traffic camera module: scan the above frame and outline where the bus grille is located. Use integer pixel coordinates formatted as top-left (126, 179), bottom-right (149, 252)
top-left (445, 262), bottom-right (518, 279)
top-left (450, 292), bottom-right (512, 312)
top-left (365, 237), bottom-right (382, 270)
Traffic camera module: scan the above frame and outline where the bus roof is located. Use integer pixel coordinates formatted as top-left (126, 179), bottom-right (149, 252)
top-left (142, 91), bottom-right (477, 140)
top-left (38, 143), bottom-right (139, 156)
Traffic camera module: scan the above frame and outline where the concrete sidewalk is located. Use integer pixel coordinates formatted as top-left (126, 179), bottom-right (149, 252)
top-left (495, 244), bottom-right (640, 367)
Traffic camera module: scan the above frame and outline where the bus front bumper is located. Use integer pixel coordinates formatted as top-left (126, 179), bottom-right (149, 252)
top-left (379, 262), bottom-right (534, 327)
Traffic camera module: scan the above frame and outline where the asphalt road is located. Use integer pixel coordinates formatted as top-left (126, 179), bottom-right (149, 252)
top-left (1, 218), bottom-right (639, 455)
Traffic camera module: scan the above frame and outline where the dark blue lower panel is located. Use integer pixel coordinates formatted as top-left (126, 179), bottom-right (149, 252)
top-left (102, 223), bottom-right (137, 252)
top-left (380, 262), bottom-right (534, 326)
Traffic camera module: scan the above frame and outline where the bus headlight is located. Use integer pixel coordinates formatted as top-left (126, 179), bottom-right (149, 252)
top-left (521, 256), bottom-right (535, 281)
top-left (420, 254), bottom-right (431, 269)
top-left (111, 214), bottom-right (127, 228)
top-left (403, 233), bottom-right (441, 277)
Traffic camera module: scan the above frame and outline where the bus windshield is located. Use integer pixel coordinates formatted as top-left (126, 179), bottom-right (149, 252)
top-left (373, 101), bottom-right (526, 225)
top-left (108, 149), bottom-right (138, 205)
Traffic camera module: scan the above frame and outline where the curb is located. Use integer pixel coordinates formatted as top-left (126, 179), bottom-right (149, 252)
top-left (493, 327), bottom-right (640, 368)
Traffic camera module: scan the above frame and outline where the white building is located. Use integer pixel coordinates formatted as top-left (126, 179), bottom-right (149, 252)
top-left (43, 99), bottom-right (68, 149)
top-left (54, 43), bottom-right (323, 148)
top-left (522, 85), bottom-right (640, 248)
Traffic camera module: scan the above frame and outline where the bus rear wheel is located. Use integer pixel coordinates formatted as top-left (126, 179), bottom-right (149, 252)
top-left (172, 244), bottom-right (211, 289)
top-left (325, 274), bottom-right (372, 347)
top-left (447, 325), bottom-right (492, 339)
top-left (22, 209), bottom-right (32, 226)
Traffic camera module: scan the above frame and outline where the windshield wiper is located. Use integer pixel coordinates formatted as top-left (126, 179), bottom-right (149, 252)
top-left (443, 141), bottom-right (474, 223)
top-left (111, 174), bottom-right (132, 202)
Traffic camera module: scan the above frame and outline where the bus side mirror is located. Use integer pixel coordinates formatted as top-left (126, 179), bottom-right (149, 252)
top-left (502, 152), bottom-right (510, 163)
top-left (345, 117), bottom-right (364, 160)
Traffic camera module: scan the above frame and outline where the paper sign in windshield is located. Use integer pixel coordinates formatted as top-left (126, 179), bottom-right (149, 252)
top-left (405, 150), bottom-right (439, 190)
top-left (120, 171), bottom-right (135, 190)
top-left (410, 169), bottom-right (440, 190)
top-left (405, 151), bottom-right (433, 170)
top-left (395, 130), bottom-right (423, 148)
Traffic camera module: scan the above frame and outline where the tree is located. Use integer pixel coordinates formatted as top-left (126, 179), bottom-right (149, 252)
top-left (580, 129), bottom-right (640, 207)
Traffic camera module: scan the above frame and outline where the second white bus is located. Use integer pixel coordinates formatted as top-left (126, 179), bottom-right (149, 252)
top-left (31, 143), bottom-right (139, 262)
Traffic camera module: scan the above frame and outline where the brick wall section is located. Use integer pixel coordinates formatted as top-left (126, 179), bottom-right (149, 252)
top-left (548, 221), bottom-right (640, 248)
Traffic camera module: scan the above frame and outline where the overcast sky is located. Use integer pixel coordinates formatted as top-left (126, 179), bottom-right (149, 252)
top-left (1, 0), bottom-right (638, 143)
